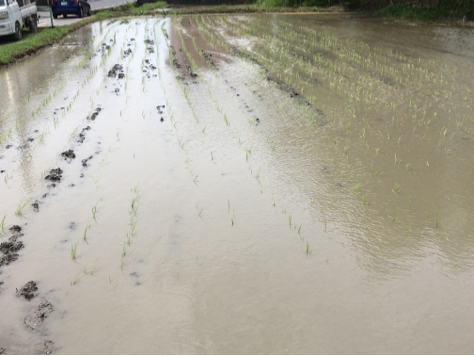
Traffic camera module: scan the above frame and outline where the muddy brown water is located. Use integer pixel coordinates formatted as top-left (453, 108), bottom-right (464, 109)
top-left (1, 13), bottom-right (474, 354)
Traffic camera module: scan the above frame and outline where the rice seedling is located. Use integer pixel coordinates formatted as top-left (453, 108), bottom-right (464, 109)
top-left (306, 241), bottom-right (311, 255)
top-left (15, 199), bottom-right (30, 218)
top-left (0, 215), bottom-right (6, 236)
top-left (4, 172), bottom-right (13, 184)
top-left (71, 242), bottom-right (78, 261)
top-left (392, 183), bottom-right (400, 194)
top-left (193, 175), bottom-right (199, 184)
top-left (70, 272), bottom-right (82, 285)
top-left (288, 214), bottom-right (292, 227)
top-left (395, 153), bottom-right (402, 164)
top-left (406, 163), bottom-right (412, 171)
top-left (92, 198), bottom-right (103, 222)
top-left (84, 262), bottom-right (98, 275)
top-left (354, 183), bottom-right (361, 192)
top-left (298, 225), bottom-right (302, 234)
top-left (83, 224), bottom-right (91, 243)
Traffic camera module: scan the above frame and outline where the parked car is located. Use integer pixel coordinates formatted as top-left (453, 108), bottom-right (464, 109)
top-left (0, 0), bottom-right (37, 40)
top-left (51, 0), bottom-right (90, 19)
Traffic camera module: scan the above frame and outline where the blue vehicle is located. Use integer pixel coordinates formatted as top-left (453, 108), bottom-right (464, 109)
top-left (51, 0), bottom-right (90, 18)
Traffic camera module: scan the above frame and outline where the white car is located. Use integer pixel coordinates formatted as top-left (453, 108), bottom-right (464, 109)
top-left (0, 0), bottom-right (38, 40)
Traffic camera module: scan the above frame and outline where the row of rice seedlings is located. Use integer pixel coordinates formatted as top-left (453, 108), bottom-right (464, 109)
top-left (218, 23), bottom-right (378, 232)
top-left (226, 17), bottom-right (460, 241)
top-left (122, 185), bottom-right (141, 269)
top-left (196, 21), bottom-right (319, 253)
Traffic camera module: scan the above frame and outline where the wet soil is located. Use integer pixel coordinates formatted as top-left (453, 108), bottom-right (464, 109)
top-left (24, 300), bottom-right (53, 330)
top-left (44, 168), bottom-right (63, 182)
top-left (60, 150), bottom-right (75, 161)
top-left (16, 281), bottom-right (38, 301)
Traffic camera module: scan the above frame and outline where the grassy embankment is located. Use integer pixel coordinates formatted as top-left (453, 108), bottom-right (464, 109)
top-left (377, 1), bottom-right (473, 19)
top-left (252, 0), bottom-right (473, 19)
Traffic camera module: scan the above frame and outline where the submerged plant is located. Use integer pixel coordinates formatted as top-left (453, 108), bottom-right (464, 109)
top-left (392, 183), bottom-right (400, 194)
top-left (70, 272), bottom-right (82, 285)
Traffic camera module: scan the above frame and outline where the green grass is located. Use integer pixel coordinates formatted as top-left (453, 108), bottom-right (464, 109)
top-left (129, 1), bottom-right (167, 15)
top-left (377, 2), bottom-right (473, 20)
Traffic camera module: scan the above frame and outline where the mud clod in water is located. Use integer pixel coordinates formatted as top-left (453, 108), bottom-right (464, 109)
top-left (44, 168), bottom-right (63, 182)
top-left (32, 200), bottom-right (40, 212)
top-left (61, 150), bottom-right (76, 161)
top-left (82, 155), bottom-right (93, 167)
top-left (9, 225), bottom-right (22, 234)
top-left (77, 126), bottom-right (91, 143)
top-left (16, 281), bottom-right (38, 301)
top-left (36, 341), bottom-right (54, 355)
top-left (108, 64), bottom-right (124, 78)
top-left (24, 299), bottom-right (53, 330)
top-left (0, 241), bottom-right (24, 254)
top-left (0, 253), bottom-right (19, 267)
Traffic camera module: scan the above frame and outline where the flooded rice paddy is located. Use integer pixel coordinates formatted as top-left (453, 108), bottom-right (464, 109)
top-left (1, 13), bottom-right (474, 354)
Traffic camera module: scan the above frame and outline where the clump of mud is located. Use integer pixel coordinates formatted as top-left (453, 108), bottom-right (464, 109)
top-left (82, 155), bottom-right (93, 167)
top-left (32, 200), bottom-right (40, 212)
top-left (108, 64), bottom-right (124, 79)
top-left (24, 299), bottom-right (53, 330)
top-left (16, 281), bottom-right (38, 301)
top-left (44, 168), bottom-right (63, 182)
top-left (0, 227), bottom-right (24, 267)
top-left (9, 225), bottom-right (21, 234)
top-left (0, 241), bottom-right (24, 254)
top-left (200, 47), bottom-right (217, 69)
top-left (0, 341), bottom-right (54, 355)
top-left (88, 108), bottom-right (102, 121)
top-left (61, 149), bottom-right (76, 161)
top-left (0, 251), bottom-right (20, 267)
top-left (77, 126), bottom-right (91, 143)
